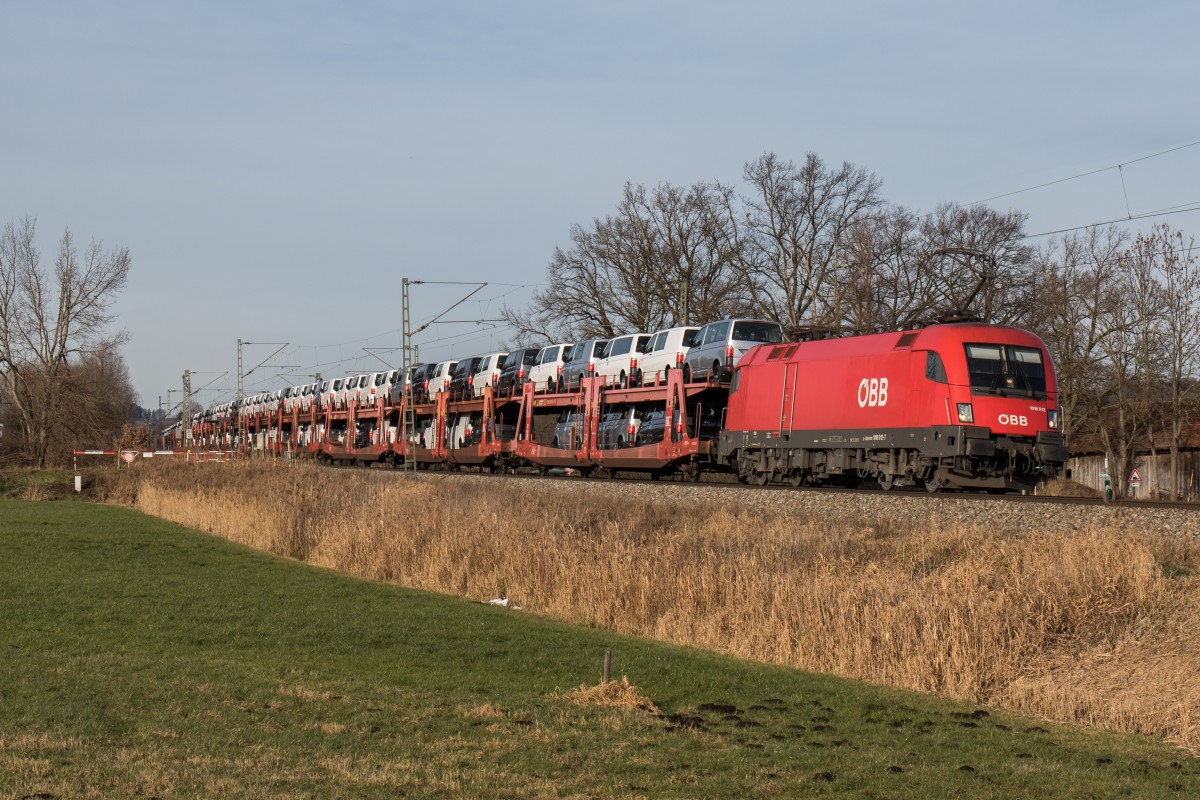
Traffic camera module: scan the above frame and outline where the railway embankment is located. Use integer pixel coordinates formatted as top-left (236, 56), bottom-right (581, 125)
top-left (98, 460), bottom-right (1200, 754)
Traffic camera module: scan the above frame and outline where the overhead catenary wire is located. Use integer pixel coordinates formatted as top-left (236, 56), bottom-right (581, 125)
top-left (968, 138), bottom-right (1200, 206)
top-left (1023, 202), bottom-right (1200, 239)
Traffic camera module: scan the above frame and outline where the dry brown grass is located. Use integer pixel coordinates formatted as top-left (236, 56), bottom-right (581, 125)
top-left (1037, 477), bottom-right (1104, 498)
top-left (101, 461), bottom-right (1200, 753)
top-left (558, 677), bottom-right (661, 714)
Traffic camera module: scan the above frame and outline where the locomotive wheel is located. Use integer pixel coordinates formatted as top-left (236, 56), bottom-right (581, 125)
top-left (752, 471), bottom-right (770, 486)
top-left (926, 472), bottom-right (949, 492)
top-left (878, 474), bottom-right (895, 491)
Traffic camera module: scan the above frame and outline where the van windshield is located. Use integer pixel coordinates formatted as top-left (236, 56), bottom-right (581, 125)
top-left (732, 321), bottom-right (783, 343)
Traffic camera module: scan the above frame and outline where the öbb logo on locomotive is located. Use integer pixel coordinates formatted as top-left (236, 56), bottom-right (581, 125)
top-left (997, 414), bottom-right (1029, 427)
top-left (856, 377), bottom-right (889, 408)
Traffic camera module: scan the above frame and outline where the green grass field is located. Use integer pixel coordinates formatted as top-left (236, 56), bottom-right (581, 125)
top-left (1, 498), bottom-right (1196, 799)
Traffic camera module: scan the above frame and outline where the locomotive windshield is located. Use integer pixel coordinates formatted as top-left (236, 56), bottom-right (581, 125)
top-left (963, 344), bottom-right (1047, 397)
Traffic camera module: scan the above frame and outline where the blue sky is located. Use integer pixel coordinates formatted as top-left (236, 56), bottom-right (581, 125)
top-left (2, 1), bottom-right (1197, 408)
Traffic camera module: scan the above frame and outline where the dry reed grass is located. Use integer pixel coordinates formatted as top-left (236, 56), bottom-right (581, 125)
top-left (102, 461), bottom-right (1200, 753)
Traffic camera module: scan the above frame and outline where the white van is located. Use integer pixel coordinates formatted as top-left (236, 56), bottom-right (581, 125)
top-left (470, 352), bottom-right (508, 397)
top-left (637, 326), bottom-right (701, 386)
top-left (594, 333), bottom-right (652, 388)
top-left (527, 343), bottom-right (571, 393)
top-left (427, 360), bottom-right (457, 396)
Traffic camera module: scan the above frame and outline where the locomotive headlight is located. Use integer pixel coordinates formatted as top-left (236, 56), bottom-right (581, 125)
top-left (956, 403), bottom-right (974, 424)
top-left (1048, 409), bottom-right (1060, 429)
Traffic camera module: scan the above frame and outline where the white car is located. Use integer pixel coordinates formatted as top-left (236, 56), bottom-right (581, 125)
top-left (636, 326), bottom-right (701, 386)
top-left (527, 343), bottom-right (571, 394)
top-left (594, 333), bottom-right (652, 388)
top-left (470, 352), bottom-right (508, 397)
top-left (360, 370), bottom-right (395, 406)
top-left (348, 373), bottom-right (372, 406)
top-left (427, 360), bottom-right (457, 396)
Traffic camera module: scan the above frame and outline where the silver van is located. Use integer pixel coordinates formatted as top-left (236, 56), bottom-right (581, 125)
top-left (683, 318), bottom-right (783, 383)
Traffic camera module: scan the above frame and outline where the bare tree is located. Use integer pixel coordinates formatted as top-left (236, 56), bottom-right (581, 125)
top-left (1032, 226), bottom-right (1128, 438)
top-left (504, 180), bottom-right (746, 341)
top-left (1129, 224), bottom-right (1200, 498)
top-left (736, 152), bottom-right (883, 327)
top-left (916, 203), bottom-right (1034, 325)
top-left (0, 217), bottom-right (131, 467)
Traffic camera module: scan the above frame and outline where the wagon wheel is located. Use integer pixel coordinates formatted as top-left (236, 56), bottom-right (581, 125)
top-left (789, 471), bottom-right (805, 488)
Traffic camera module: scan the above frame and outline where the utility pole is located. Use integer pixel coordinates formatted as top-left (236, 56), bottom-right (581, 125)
top-left (182, 369), bottom-right (193, 448)
top-left (400, 278), bottom-right (416, 472)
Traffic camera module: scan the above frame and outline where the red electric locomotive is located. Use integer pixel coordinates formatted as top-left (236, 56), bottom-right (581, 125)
top-left (719, 323), bottom-right (1070, 491)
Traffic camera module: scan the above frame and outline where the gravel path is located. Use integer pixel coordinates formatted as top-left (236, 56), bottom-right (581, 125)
top-left (404, 471), bottom-right (1200, 539)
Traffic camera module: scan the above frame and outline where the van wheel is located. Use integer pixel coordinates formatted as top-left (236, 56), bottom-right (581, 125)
top-left (713, 361), bottom-right (723, 382)
top-left (634, 368), bottom-right (643, 387)
top-left (619, 371), bottom-right (628, 389)
top-left (547, 378), bottom-right (555, 394)
top-left (682, 364), bottom-right (692, 384)
top-left (556, 377), bottom-right (564, 394)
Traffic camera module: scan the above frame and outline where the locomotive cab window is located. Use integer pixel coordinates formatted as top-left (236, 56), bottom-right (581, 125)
top-left (963, 343), bottom-right (1046, 397)
top-left (925, 351), bottom-right (947, 383)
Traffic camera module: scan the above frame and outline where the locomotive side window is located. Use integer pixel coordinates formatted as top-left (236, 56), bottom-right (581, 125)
top-left (925, 351), bottom-right (947, 383)
top-left (964, 344), bottom-right (1046, 397)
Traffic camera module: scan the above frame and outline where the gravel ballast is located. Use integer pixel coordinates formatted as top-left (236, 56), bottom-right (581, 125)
top-left (408, 471), bottom-right (1200, 539)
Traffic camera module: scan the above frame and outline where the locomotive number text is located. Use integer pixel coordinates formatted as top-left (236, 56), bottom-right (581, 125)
top-left (857, 377), bottom-right (889, 408)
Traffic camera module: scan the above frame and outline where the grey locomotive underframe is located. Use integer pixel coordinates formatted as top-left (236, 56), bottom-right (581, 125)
top-left (718, 426), bottom-right (1069, 490)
